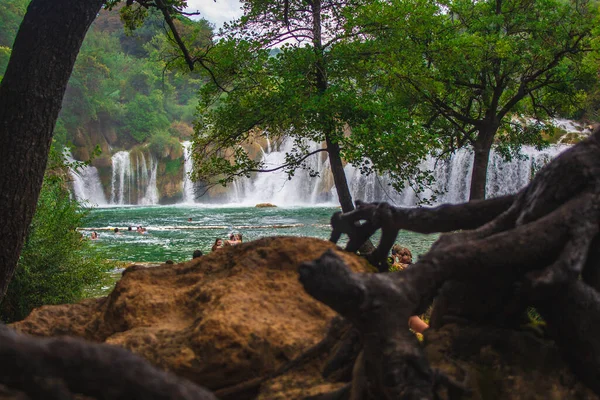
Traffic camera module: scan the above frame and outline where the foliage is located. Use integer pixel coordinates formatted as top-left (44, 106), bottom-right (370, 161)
top-left (0, 2), bottom-right (210, 157)
top-left (0, 45), bottom-right (11, 81)
top-left (193, 0), bottom-right (434, 202)
top-left (0, 0), bottom-right (28, 47)
top-left (352, 0), bottom-right (599, 198)
top-left (148, 131), bottom-right (184, 159)
top-left (0, 149), bottom-right (115, 323)
top-left (124, 92), bottom-right (171, 143)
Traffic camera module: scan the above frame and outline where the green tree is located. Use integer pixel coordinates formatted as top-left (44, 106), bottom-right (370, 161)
top-left (0, 0), bottom-right (28, 47)
top-left (0, 0), bottom-right (209, 300)
top-left (0, 164), bottom-right (114, 322)
top-left (124, 92), bottom-right (171, 142)
top-left (194, 0), bottom-right (432, 211)
top-left (357, 0), bottom-right (598, 200)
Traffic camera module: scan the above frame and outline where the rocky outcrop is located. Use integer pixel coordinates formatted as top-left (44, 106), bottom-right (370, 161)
top-left (11, 237), bottom-right (372, 394)
top-left (8, 236), bottom-right (599, 399)
top-left (255, 203), bottom-right (277, 208)
top-left (253, 321), bottom-right (597, 400)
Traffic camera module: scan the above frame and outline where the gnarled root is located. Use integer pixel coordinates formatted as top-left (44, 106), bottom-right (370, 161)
top-left (299, 250), bottom-right (437, 399)
top-left (0, 324), bottom-right (217, 400)
top-left (311, 128), bottom-right (600, 396)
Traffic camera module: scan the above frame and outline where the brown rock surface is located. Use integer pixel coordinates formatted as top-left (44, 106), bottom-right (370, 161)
top-left (11, 236), bottom-right (372, 393)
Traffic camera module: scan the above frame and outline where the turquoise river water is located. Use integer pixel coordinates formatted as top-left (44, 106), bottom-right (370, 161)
top-left (81, 205), bottom-right (439, 264)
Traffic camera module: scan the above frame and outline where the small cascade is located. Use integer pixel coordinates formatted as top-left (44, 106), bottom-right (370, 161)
top-left (66, 152), bottom-right (108, 206)
top-left (140, 156), bottom-right (158, 205)
top-left (182, 141), bottom-right (196, 203)
top-left (110, 150), bottom-right (159, 205)
top-left (111, 151), bottom-right (132, 204)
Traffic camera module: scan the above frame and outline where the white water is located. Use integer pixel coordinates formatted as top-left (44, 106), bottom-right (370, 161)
top-left (67, 153), bottom-right (108, 207)
top-left (182, 141), bottom-right (196, 203)
top-left (226, 139), bottom-right (329, 205)
top-left (70, 123), bottom-right (582, 207)
top-left (221, 138), bottom-right (568, 207)
top-left (102, 150), bottom-right (160, 205)
top-left (140, 154), bottom-right (158, 205)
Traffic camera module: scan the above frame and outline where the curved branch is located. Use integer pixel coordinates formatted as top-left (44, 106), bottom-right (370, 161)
top-left (249, 148), bottom-right (328, 173)
top-left (154, 0), bottom-right (195, 71)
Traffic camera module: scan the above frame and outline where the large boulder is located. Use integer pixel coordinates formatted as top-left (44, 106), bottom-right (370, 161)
top-left (11, 237), bottom-right (372, 392)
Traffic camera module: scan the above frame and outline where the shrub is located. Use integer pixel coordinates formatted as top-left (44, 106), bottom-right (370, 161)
top-left (148, 132), bottom-right (183, 159)
top-left (0, 176), bottom-right (114, 322)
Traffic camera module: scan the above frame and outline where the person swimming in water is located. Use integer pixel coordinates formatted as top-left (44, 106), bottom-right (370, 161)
top-left (212, 238), bottom-right (224, 251)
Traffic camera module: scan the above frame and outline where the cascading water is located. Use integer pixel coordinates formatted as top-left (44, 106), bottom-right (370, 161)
top-left (182, 141), bottom-right (196, 204)
top-left (66, 152), bottom-right (108, 206)
top-left (222, 139), bottom-right (569, 207)
top-left (110, 151), bottom-right (132, 204)
top-left (139, 155), bottom-right (158, 205)
top-left (69, 138), bottom-right (573, 207)
top-left (225, 138), bottom-right (329, 205)
top-left (110, 150), bottom-right (159, 205)
top-left (344, 146), bottom-right (565, 206)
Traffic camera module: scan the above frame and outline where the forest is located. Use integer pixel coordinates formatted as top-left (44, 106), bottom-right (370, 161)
top-left (1, 0), bottom-right (600, 398)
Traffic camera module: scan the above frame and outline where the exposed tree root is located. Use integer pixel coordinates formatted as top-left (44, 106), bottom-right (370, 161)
top-left (0, 325), bottom-right (217, 400)
top-left (300, 128), bottom-right (600, 398)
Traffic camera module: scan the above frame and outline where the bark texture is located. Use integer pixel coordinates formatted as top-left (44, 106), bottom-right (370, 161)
top-left (301, 127), bottom-right (600, 398)
top-left (0, 324), bottom-right (217, 399)
top-left (0, 0), bottom-right (104, 299)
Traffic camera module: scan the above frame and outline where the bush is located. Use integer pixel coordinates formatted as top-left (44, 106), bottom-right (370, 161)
top-left (0, 176), bottom-right (114, 323)
top-left (148, 132), bottom-right (183, 159)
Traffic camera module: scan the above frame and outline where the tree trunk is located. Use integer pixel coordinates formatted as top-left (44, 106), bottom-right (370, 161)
top-left (310, 0), bottom-right (355, 214)
top-left (0, 0), bottom-right (103, 300)
top-left (469, 130), bottom-right (496, 200)
top-left (326, 137), bottom-right (355, 213)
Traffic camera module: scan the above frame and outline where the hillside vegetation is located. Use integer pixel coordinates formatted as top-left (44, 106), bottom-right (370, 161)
top-left (1, 0), bottom-right (211, 161)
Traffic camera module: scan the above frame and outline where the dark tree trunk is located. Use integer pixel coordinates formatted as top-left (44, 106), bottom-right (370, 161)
top-left (311, 0), bottom-right (355, 214)
top-left (469, 130), bottom-right (495, 200)
top-left (0, 0), bottom-right (103, 299)
top-left (326, 137), bottom-right (355, 213)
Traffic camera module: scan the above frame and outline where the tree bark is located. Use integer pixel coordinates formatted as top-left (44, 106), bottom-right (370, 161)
top-left (469, 129), bottom-right (496, 200)
top-left (326, 137), bottom-right (355, 213)
top-left (0, 0), bottom-right (103, 299)
top-left (310, 0), bottom-right (355, 214)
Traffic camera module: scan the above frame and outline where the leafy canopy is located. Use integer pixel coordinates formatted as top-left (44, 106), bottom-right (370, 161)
top-left (192, 0), bottom-right (435, 197)
top-left (355, 0), bottom-right (599, 152)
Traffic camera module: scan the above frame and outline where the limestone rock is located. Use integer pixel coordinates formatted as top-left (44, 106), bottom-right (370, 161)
top-left (11, 237), bottom-right (371, 393)
top-left (11, 297), bottom-right (104, 339)
top-left (255, 203), bottom-right (277, 208)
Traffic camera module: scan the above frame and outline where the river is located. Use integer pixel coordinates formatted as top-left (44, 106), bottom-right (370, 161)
top-left (81, 204), bottom-right (439, 264)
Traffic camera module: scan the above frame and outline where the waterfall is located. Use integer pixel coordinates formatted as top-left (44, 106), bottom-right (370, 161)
top-left (223, 138), bottom-right (328, 205)
top-left (66, 152), bottom-right (108, 206)
top-left (69, 139), bottom-right (572, 207)
top-left (140, 155), bottom-right (158, 205)
top-left (110, 151), bottom-right (132, 204)
top-left (182, 141), bottom-right (196, 203)
top-left (219, 139), bottom-right (569, 206)
top-left (110, 150), bottom-right (159, 205)
top-left (342, 146), bottom-right (566, 206)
